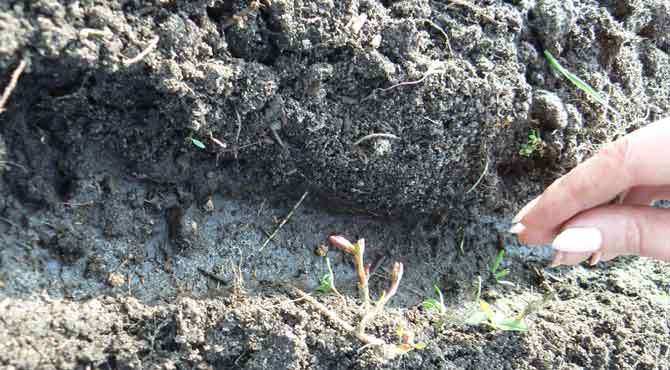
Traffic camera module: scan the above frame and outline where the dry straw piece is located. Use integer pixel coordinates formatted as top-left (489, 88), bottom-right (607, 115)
top-left (0, 59), bottom-right (28, 114)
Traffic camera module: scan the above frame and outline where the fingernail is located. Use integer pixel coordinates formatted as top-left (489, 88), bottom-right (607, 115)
top-left (550, 251), bottom-right (565, 267)
top-left (512, 196), bottom-right (541, 224)
top-left (589, 252), bottom-right (602, 266)
top-left (615, 190), bottom-right (629, 205)
top-left (508, 223), bottom-right (526, 234)
top-left (552, 227), bottom-right (602, 253)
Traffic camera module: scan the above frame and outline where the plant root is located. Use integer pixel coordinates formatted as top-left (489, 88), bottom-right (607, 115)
top-left (123, 36), bottom-right (159, 66)
top-left (294, 288), bottom-right (407, 360)
top-left (315, 236), bottom-right (417, 361)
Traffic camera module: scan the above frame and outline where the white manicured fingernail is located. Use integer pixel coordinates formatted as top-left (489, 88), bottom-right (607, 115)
top-left (508, 223), bottom-right (526, 234)
top-left (552, 228), bottom-right (602, 253)
top-left (589, 252), bottom-right (602, 266)
top-left (550, 251), bottom-right (565, 267)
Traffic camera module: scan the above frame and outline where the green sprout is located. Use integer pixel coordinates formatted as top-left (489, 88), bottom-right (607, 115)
top-left (316, 257), bottom-right (339, 295)
top-left (544, 50), bottom-right (619, 115)
top-left (465, 300), bottom-right (529, 332)
top-left (490, 250), bottom-right (511, 281)
top-left (422, 284), bottom-right (446, 315)
top-left (465, 275), bottom-right (529, 332)
top-left (396, 325), bottom-right (428, 352)
top-left (519, 128), bottom-right (544, 157)
top-left (191, 138), bottom-right (206, 149)
top-left (422, 284), bottom-right (447, 328)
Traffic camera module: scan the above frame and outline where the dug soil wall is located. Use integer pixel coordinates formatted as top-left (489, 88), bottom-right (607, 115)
top-left (1, 1), bottom-right (669, 369)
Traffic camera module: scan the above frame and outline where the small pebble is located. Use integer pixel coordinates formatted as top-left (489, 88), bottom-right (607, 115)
top-left (107, 271), bottom-right (125, 288)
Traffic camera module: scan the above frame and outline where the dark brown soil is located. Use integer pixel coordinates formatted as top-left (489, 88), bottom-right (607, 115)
top-left (1, 0), bottom-right (669, 369)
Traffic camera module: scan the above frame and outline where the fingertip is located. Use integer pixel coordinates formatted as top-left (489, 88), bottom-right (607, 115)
top-left (549, 251), bottom-right (593, 267)
top-left (508, 223), bottom-right (525, 234)
top-left (515, 226), bottom-right (555, 246)
top-left (512, 195), bottom-right (541, 224)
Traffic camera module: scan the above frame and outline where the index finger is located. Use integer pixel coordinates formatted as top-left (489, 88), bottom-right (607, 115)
top-left (514, 118), bottom-right (670, 244)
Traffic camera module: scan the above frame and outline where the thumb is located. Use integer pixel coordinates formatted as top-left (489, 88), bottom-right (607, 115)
top-left (550, 205), bottom-right (670, 265)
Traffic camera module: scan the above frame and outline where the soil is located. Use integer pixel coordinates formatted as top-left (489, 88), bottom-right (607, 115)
top-left (1, 0), bottom-right (669, 369)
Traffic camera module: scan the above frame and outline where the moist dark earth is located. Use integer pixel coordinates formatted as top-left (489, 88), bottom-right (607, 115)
top-left (1, 0), bottom-right (670, 369)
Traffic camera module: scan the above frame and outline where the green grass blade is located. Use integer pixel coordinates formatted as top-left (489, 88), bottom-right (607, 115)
top-left (544, 50), bottom-right (619, 115)
top-left (490, 250), bottom-right (505, 274)
top-left (494, 269), bottom-right (511, 280)
top-left (434, 284), bottom-right (445, 307)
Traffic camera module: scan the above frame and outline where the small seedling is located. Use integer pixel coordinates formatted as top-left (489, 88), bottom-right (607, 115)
top-left (191, 138), bottom-right (206, 149)
top-left (519, 128), bottom-right (544, 157)
top-left (490, 250), bottom-right (511, 280)
top-left (422, 285), bottom-right (446, 315)
top-left (422, 284), bottom-right (447, 328)
top-left (544, 50), bottom-right (619, 115)
top-left (316, 257), bottom-right (344, 302)
top-left (296, 235), bottom-right (416, 361)
top-left (465, 299), bottom-right (529, 332)
top-left (329, 236), bottom-right (372, 308)
top-left (465, 275), bottom-right (529, 332)
top-left (396, 325), bottom-right (427, 352)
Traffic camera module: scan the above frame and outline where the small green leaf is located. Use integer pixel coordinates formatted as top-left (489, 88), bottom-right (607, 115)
top-left (494, 317), bottom-right (529, 332)
top-left (414, 342), bottom-right (428, 350)
top-left (479, 300), bottom-right (494, 322)
top-left (422, 299), bottom-right (441, 311)
top-left (490, 250), bottom-right (505, 274)
top-left (191, 138), bottom-right (206, 149)
top-left (316, 273), bottom-right (333, 294)
top-left (316, 257), bottom-right (336, 294)
top-left (464, 311), bottom-right (489, 326)
top-left (495, 269), bottom-right (511, 280)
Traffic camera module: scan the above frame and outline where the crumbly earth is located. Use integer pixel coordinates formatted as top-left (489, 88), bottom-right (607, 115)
top-left (1, 0), bottom-right (669, 369)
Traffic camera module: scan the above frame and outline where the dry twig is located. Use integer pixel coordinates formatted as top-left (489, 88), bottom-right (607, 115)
top-left (294, 288), bottom-right (386, 347)
top-left (0, 59), bottom-right (27, 114)
top-left (352, 133), bottom-right (400, 147)
top-left (362, 62), bottom-right (446, 101)
top-left (259, 191), bottom-right (309, 253)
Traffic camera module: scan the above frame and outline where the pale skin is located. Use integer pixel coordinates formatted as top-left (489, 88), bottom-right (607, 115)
top-left (510, 117), bottom-right (670, 266)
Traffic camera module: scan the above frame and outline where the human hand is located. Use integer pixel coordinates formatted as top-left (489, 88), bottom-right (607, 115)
top-left (510, 118), bottom-right (670, 266)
